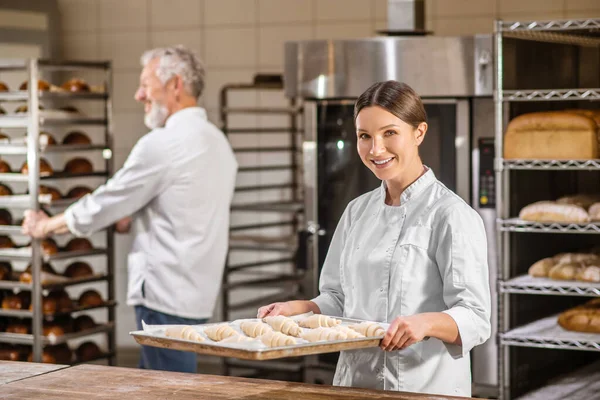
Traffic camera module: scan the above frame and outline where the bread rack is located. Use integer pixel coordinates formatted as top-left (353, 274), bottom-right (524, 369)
top-left (0, 59), bottom-right (116, 364)
top-left (494, 18), bottom-right (600, 400)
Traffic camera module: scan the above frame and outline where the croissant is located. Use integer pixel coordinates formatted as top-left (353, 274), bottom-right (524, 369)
top-left (334, 325), bottom-right (365, 339)
top-left (298, 314), bottom-right (341, 328)
top-left (300, 327), bottom-right (347, 342)
top-left (164, 326), bottom-right (204, 342)
top-left (349, 322), bottom-right (385, 337)
top-left (240, 320), bottom-right (272, 337)
top-left (220, 334), bottom-right (254, 344)
top-left (259, 331), bottom-right (297, 347)
top-left (203, 324), bottom-right (238, 341)
top-left (263, 316), bottom-right (301, 337)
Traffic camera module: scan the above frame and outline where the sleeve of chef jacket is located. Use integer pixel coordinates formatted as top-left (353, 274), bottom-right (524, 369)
top-left (435, 203), bottom-right (492, 358)
top-left (311, 203), bottom-right (352, 317)
top-left (64, 130), bottom-right (170, 237)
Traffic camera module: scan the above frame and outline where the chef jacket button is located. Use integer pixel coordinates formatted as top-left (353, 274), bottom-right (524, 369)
top-left (380, 288), bottom-right (384, 293)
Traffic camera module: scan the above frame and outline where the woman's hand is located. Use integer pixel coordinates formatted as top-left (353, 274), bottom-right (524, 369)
top-left (257, 300), bottom-right (321, 318)
top-left (380, 314), bottom-right (430, 351)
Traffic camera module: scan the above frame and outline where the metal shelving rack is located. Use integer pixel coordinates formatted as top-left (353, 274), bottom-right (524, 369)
top-left (219, 75), bottom-right (305, 379)
top-left (0, 59), bottom-right (115, 365)
top-left (494, 18), bottom-right (600, 400)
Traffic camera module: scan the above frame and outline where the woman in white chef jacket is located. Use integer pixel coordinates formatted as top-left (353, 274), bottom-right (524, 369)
top-left (258, 80), bottom-right (492, 397)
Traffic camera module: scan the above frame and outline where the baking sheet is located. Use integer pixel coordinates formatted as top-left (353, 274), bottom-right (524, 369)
top-left (130, 314), bottom-right (388, 361)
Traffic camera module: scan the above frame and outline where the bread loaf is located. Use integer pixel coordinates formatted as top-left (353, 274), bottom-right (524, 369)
top-left (300, 327), bottom-right (348, 342)
top-left (298, 314), bottom-right (342, 329)
top-left (518, 201), bottom-right (589, 223)
top-left (589, 203), bottom-right (600, 221)
top-left (0, 159), bottom-right (11, 173)
top-left (240, 320), bottom-right (272, 337)
top-left (553, 252), bottom-right (600, 265)
top-left (78, 290), bottom-right (103, 307)
top-left (263, 316), bottom-right (301, 337)
top-left (528, 257), bottom-right (555, 277)
top-left (558, 298), bottom-right (600, 334)
top-left (348, 322), bottom-right (385, 337)
top-left (0, 262), bottom-right (12, 280)
top-left (165, 326), bottom-right (204, 342)
top-left (76, 342), bottom-right (102, 362)
top-left (548, 262), bottom-right (585, 280)
top-left (65, 238), bottom-right (94, 252)
top-left (557, 194), bottom-right (600, 210)
top-left (203, 324), bottom-right (237, 341)
top-left (504, 111), bottom-right (599, 159)
top-left (575, 265), bottom-right (600, 282)
top-left (0, 184), bottom-right (12, 196)
top-left (258, 331), bottom-right (297, 347)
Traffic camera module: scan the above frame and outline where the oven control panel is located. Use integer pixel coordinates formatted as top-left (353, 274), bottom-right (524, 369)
top-left (478, 138), bottom-right (495, 208)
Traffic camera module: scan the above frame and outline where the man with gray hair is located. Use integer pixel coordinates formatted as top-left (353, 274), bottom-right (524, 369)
top-left (21, 45), bottom-right (238, 373)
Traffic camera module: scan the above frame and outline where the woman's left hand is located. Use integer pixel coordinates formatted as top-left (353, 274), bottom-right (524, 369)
top-left (380, 314), bottom-right (430, 351)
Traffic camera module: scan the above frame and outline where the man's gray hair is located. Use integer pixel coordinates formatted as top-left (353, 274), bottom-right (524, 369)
top-left (140, 45), bottom-right (205, 99)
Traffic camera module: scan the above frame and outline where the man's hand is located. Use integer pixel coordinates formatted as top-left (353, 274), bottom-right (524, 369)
top-left (115, 217), bottom-right (132, 234)
top-left (21, 210), bottom-right (50, 238)
top-left (257, 302), bottom-right (295, 318)
top-left (380, 315), bottom-right (430, 351)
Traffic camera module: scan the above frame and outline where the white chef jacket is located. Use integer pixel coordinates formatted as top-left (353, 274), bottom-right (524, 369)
top-left (65, 107), bottom-right (237, 319)
top-left (312, 168), bottom-right (491, 397)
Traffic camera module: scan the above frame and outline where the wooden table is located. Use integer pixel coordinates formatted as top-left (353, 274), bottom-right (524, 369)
top-left (0, 361), bottom-right (67, 385)
top-left (0, 361), bottom-right (479, 400)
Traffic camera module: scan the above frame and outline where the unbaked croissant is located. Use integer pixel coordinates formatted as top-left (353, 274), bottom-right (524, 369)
top-left (259, 331), bottom-right (297, 347)
top-left (240, 320), bottom-right (272, 337)
top-left (298, 314), bottom-right (341, 328)
top-left (334, 325), bottom-right (365, 339)
top-left (263, 316), bottom-right (301, 337)
top-left (164, 326), bottom-right (204, 342)
top-left (300, 327), bottom-right (347, 342)
top-left (203, 324), bottom-right (238, 341)
top-left (220, 334), bottom-right (254, 344)
top-left (348, 322), bottom-right (385, 337)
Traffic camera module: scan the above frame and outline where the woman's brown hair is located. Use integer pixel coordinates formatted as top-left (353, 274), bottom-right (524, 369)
top-left (354, 80), bottom-right (427, 128)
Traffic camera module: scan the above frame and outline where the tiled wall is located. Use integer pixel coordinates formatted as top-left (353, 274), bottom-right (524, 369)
top-left (51, 0), bottom-right (600, 349)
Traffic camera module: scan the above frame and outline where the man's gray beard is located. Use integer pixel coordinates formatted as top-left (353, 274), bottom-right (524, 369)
top-left (144, 102), bottom-right (169, 129)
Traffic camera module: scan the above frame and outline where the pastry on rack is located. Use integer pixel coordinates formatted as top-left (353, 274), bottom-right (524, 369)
top-left (19, 262), bottom-right (58, 283)
top-left (518, 201), bottom-right (589, 223)
top-left (6, 320), bottom-right (29, 334)
top-left (558, 298), bottom-right (600, 334)
top-left (66, 186), bottom-right (93, 199)
top-left (2, 291), bottom-right (30, 310)
top-left (298, 314), bottom-right (342, 329)
top-left (0, 106), bottom-right (6, 114)
top-left (0, 132), bottom-right (8, 140)
top-left (64, 157), bottom-right (93, 174)
top-left (39, 131), bottom-right (57, 146)
top-left (78, 289), bottom-right (104, 307)
top-left (348, 322), bottom-right (385, 337)
top-left (258, 331), bottom-right (297, 347)
top-left (0, 209), bottom-right (13, 225)
top-left (262, 316), bottom-right (301, 337)
top-left (0, 262), bottom-right (12, 280)
top-left (15, 105), bottom-right (44, 114)
top-left (39, 185), bottom-right (62, 201)
top-left (64, 261), bottom-right (94, 279)
top-left (0, 183), bottom-right (12, 196)
top-left (65, 238), bottom-right (94, 252)
top-left (0, 235), bottom-right (15, 248)
top-left (20, 80), bottom-right (51, 91)
top-left (76, 341), bottom-right (102, 362)
top-left (240, 320), bottom-right (272, 337)
top-left (300, 327), bottom-right (348, 342)
top-left (165, 326), bottom-right (204, 342)
top-left (63, 131), bottom-right (92, 145)
top-left (0, 344), bottom-right (24, 361)
top-left (61, 78), bottom-right (90, 93)
top-left (43, 316), bottom-right (74, 337)
top-left (31, 289), bottom-right (73, 314)
top-left (0, 81), bottom-right (8, 91)
top-left (21, 158), bottom-right (54, 176)
top-left (0, 159), bottom-right (11, 173)
top-left (27, 344), bottom-right (73, 364)
top-left (73, 315), bottom-right (97, 332)
top-left (42, 238), bottom-right (59, 255)
top-left (203, 324), bottom-right (238, 341)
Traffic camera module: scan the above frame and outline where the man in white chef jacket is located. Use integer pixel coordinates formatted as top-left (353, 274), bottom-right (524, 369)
top-left (22, 45), bottom-right (238, 373)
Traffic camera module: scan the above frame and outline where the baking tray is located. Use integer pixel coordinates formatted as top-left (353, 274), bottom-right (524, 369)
top-left (130, 316), bottom-right (387, 361)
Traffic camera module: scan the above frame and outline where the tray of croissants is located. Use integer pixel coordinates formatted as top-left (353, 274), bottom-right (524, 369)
top-left (130, 314), bottom-right (388, 360)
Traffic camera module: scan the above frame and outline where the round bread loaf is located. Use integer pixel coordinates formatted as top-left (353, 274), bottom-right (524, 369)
top-left (65, 238), bottom-right (93, 252)
top-left (0, 106), bottom-right (5, 114)
top-left (6, 321), bottom-right (29, 334)
top-left (78, 290), bottom-right (103, 307)
top-left (76, 341), bottom-right (102, 362)
top-left (63, 131), bottom-right (91, 145)
top-left (0, 209), bottom-right (13, 226)
top-left (0, 184), bottom-right (13, 196)
top-left (21, 158), bottom-right (53, 176)
top-left (0, 82), bottom-right (8, 91)
top-left (73, 315), bottom-right (96, 332)
top-left (41, 238), bottom-right (59, 255)
top-left (27, 344), bottom-right (72, 364)
top-left (0, 235), bottom-right (15, 248)
top-left (64, 157), bottom-right (93, 174)
top-left (39, 131), bottom-right (57, 146)
top-left (0, 132), bottom-right (8, 140)
top-left (0, 159), bottom-right (11, 173)
top-left (20, 262), bottom-right (58, 283)
top-left (0, 262), bottom-right (12, 280)
top-left (66, 186), bottom-right (93, 199)
top-left (39, 185), bottom-right (62, 201)
top-left (20, 80), bottom-right (51, 91)
top-left (0, 345), bottom-right (22, 361)
top-left (2, 292), bottom-right (30, 310)
top-left (61, 78), bottom-right (90, 93)
top-left (15, 104), bottom-right (45, 114)
top-left (64, 262), bottom-right (93, 279)
top-left (60, 105), bottom-right (80, 114)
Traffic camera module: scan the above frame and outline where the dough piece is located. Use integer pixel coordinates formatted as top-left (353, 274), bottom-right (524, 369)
top-left (259, 331), bottom-right (297, 347)
top-left (263, 316), bottom-right (301, 337)
top-left (348, 322), bottom-right (385, 337)
top-left (518, 201), bottom-right (589, 223)
top-left (548, 262), bottom-right (585, 281)
top-left (203, 324), bottom-right (237, 341)
top-left (575, 265), bottom-right (600, 283)
top-left (298, 314), bottom-right (342, 329)
top-left (589, 203), bottom-right (600, 221)
top-left (240, 320), bottom-right (272, 337)
top-left (220, 334), bottom-right (254, 344)
top-left (300, 327), bottom-right (348, 342)
top-left (165, 326), bottom-right (204, 342)
top-left (557, 194), bottom-right (600, 210)
top-left (528, 257), bottom-right (555, 277)
top-left (334, 325), bottom-right (365, 339)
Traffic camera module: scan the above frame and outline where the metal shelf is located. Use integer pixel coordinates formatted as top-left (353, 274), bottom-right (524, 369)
top-left (0, 144), bottom-right (108, 155)
top-left (0, 195), bottom-right (31, 208)
top-left (0, 172), bottom-right (108, 182)
top-left (0, 91), bottom-right (107, 102)
top-left (498, 218), bottom-right (600, 234)
top-left (501, 275), bottom-right (600, 297)
top-left (501, 315), bottom-right (600, 352)
top-left (0, 301), bottom-right (116, 319)
top-left (0, 323), bottom-right (114, 346)
top-left (0, 274), bottom-right (111, 291)
top-left (0, 116), bottom-right (108, 127)
top-left (503, 159), bottom-right (600, 170)
top-left (0, 225), bottom-right (24, 235)
top-left (0, 248), bottom-right (107, 262)
top-left (500, 18), bottom-right (600, 33)
top-left (221, 107), bottom-right (300, 114)
top-left (503, 88), bottom-right (600, 102)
